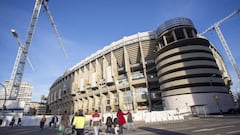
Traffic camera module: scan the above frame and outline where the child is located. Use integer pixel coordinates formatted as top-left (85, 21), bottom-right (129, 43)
top-left (106, 116), bottom-right (113, 135)
top-left (113, 118), bottom-right (119, 135)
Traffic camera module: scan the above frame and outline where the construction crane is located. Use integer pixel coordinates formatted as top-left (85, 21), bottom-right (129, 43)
top-left (8, 0), bottom-right (68, 100)
top-left (199, 9), bottom-right (240, 82)
top-left (11, 29), bottom-right (35, 71)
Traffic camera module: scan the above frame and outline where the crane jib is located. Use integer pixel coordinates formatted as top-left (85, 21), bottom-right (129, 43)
top-left (8, 0), bottom-right (68, 100)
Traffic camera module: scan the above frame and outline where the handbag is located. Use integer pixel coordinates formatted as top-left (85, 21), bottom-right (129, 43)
top-left (58, 124), bottom-right (64, 132)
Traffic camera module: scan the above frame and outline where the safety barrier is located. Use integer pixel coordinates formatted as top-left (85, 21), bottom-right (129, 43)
top-left (142, 110), bottom-right (184, 123)
top-left (0, 110), bottom-right (185, 127)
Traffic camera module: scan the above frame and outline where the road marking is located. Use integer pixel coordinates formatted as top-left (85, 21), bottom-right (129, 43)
top-left (226, 120), bottom-right (240, 124)
top-left (192, 125), bottom-right (235, 133)
top-left (193, 128), bottom-right (214, 132)
top-left (214, 125), bottom-right (235, 130)
top-left (123, 130), bottom-right (163, 135)
top-left (227, 130), bottom-right (240, 134)
top-left (156, 127), bottom-right (166, 129)
top-left (171, 126), bottom-right (197, 131)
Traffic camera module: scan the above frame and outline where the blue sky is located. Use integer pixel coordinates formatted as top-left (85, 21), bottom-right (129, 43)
top-left (0, 0), bottom-right (240, 102)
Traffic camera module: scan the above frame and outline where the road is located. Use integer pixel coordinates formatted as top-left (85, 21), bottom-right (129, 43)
top-left (0, 115), bottom-right (240, 135)
top-left (134, 116), bottom-right (240, 135)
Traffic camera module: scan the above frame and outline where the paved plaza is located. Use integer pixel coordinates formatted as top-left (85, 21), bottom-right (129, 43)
top-left (0, 115), bottom-right (240, 135)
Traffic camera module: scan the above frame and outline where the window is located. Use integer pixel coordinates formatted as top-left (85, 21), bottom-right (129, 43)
top-left (123, 90), bottom-right (132, 103)
top-left (136, 87), bottom-right (148, 101)
top-left (151, 91), bottom-right (161, 99)
top-left (175, 29), bottom-right (185, 40)
top-left (186, 28), bottom-right (194, 38)
top-left (132, 71), bottom-right (144, 80)
top-left (165, 31), bottom-right (174, 44)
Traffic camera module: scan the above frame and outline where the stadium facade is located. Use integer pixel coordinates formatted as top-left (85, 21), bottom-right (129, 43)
top-left (48, 17), bottom-right (235, 115)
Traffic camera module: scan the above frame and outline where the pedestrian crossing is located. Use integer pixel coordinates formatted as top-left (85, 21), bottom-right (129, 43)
top-left (68, 129), bottom-right (106, 135)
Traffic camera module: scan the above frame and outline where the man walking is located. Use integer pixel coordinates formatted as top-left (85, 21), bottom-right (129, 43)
top-left (90, 110), bottom-right (102, 135)
top-left (51, 115), bottom-right (58, 128)
top-left (72, 110), bottom-right (86, 135)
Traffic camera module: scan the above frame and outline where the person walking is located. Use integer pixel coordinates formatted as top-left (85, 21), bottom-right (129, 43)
top-left (50, 115), bottom-right (58, 128)
top-left (116, 109), bottom-right (129, 135)
top-left (106, 116), bottom-right (113, 135)
top-left (60, 110), bottom-right (70, 135)
top-left (90, 109), bottom-right (102, 135)
top-left (40, 115), bottom-right (47, 131)
top-left (72, 110), bottom-right (86, 135)
top-left (71, 112), bottom-right (78, 134)
top-left (113, 118), bottom-right (119, 135)
top-left (9, 117), bottom-right (15, 127)
top-left (17, 118), bottom-right (22, 127)
top-left (127, 111), bottom-right (135, 131)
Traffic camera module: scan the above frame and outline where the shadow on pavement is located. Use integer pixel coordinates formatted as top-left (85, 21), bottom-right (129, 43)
top-left (0, 126), bottom-right (61, 135)
top-left (138, 126), bottom-right (187, 135)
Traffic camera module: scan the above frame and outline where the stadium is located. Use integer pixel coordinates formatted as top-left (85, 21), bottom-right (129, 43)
top-left (48, 17), bottom-right (235, 116)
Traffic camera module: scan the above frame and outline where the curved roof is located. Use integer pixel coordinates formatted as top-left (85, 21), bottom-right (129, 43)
top-left (156, 17), bottom-right (194, 36)
top-left (50, 31), bottom-right (157, 87)
top-left (69, 31), bottom-right (156, 72)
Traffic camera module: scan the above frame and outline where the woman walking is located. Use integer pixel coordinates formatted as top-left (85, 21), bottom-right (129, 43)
top-left (116, 109), bottom-right (129, 135)
top-left (40, 115), bottom-right (47, 131)
top-left (60, 110), bottom-right (70, 135)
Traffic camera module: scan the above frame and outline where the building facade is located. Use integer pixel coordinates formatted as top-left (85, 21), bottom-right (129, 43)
top-left (0, 80), bottom-right (33, 114)
top-left (29, 101), bottom-right (47, 115)
top-left (48, 17), bottom-right (234, 115)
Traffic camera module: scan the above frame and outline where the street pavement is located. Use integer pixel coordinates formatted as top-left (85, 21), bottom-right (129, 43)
top-left (1, 115), bottom-right (240, 135)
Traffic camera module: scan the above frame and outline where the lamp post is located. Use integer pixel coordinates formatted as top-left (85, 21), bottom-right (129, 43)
top-left (11, 29), bottom-right (35, 71)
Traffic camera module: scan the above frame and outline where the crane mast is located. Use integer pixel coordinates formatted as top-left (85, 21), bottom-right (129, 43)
top-left (214, 26), bottom-right (240, 82)
top-left (199, 9), bottom-right (240, 82)
top-left (8, 0), bottom-right (43, 99)
top-left (8, 0), bottom-right (67, 100)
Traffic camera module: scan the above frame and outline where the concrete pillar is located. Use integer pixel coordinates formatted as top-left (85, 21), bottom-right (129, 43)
top-left (101, 95), bottom-right (106, 113)
top-left (110, 52), bottom-right (122, 111)
top-left (183, 28), bottom-right (189, 38)
top-left (163, 35), bottom-right (168, 45)
top-left (172, 30), bottom-right (177, 41)
top-left (138, 33), bottom-right (151, 111)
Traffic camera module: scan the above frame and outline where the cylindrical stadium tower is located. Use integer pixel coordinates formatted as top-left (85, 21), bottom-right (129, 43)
top-left (155, 17), bottom-right (234, 114)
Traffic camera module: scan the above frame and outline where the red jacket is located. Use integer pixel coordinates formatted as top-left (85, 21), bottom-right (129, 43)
top-left (90, 113), bottom-right (101, 124)
top-left (117, 111), bottom-right (129, 125)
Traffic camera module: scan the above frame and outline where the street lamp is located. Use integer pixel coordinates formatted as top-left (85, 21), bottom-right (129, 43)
top-left (11, 29), bottom-right (18, 38)
top-left (11, 29), bottom-right (35, 71)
